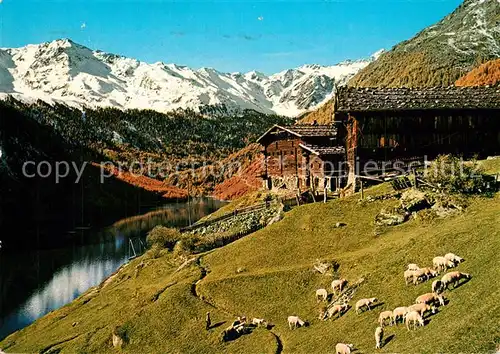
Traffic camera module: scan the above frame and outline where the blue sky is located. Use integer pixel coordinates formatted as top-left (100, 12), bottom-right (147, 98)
top-left (0, 0), bottom-right (462, 74)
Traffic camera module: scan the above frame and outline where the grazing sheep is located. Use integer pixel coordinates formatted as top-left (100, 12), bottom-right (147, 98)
top-left (407, 263), bottom-right (420, 271)
top-left (408, 303), bottom-right (436, 318)
top-left (413, 267), bottom-right (439, 285)
top-left (441, 271), bottom-right (471, 289)
top-left (287, 316), bottom-right (307, 330)
top-left (416, 292), bottom-right (445, 306)
top-left (331, 279), bottom-right (348, 295)
top-left (252, 318), bottom-right (266, 327)
top-left (316, 288), bottom-right (328, 302)
top-left (392, 307), bottom-right (409, 325)
top-left (405, 311), bottom-right (424, 330)
top-left (421, 267), bottom-right (438, 278)
top-left (412, 269), bottom-right (427, 285)
top-left (335, 343), bottom-right (354, 354)
top-left (432, 280), bottom-right (444, 294)
top-left (404, 270), bottom-right (417, 285)
top-left (378, 311), bottom-right (393, 327)
top-left (433, 256), bottom-right (455, 273)
top-left (355, 298), bottom-right (378, 314)
top-left (375, 326), bottom-right (384, 349)
top-left (444, 253), bottom-right (464, 265)
top-left (325, 304), bottom-right (349, 320)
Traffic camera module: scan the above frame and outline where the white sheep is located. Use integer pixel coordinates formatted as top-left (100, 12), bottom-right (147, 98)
top-left (404, 269), bottom-right (417, 285)
top-left (378, 311), bottom-right (393, 327)
top-left (392, 307), bottom-right (408, 325)
top-left (287, 316), bottom-right (306, 330)
top-left (252, 318), bottom-right (266, 327)
top-left (415, 292), bottom-right (445, 306)
top-left (432, 280), bottom-right (444, 294)
top-left (421, 267), bottom-right (438, 279)
top-left (415, 267), bottom-right (439, 284)
top-left (412, 269), bottom-right (427, 285)
top-left (407, 263), bottom-right (420, 271)
top-left (444, 253), bottom-right (464, 265)
top-left (324, 304), bottom-right (349, 320)
top-left (433, 256), bottom-right (455, 273)
top-left (355, 297), bottom-right (378, 314)
top-left (407, 303), bottom-right (436, 318)
top-left (335, 343), bottom-right (354, 354)
top-left (331, 279), bottom-right (348, 295)
top-left (316, 288), bottom-right (328, 302)
top-left (405, 311), bottom-right (424, 330)
top-left (441, 271), bottom-right (471, 289)
top-left (375, 326), bottom-right (384, 349)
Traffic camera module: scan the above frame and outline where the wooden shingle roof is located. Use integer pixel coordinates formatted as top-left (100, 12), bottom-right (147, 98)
top-left (299, 143), bottom-right (345, 156)
top-left (256, 124), bottom-right (336, 142)
top-left (335, 86), bottom-right (500, 113)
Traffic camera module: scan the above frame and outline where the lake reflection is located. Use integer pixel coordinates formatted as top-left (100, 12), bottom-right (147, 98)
top-left (0, 198), bottom-right (225, 340)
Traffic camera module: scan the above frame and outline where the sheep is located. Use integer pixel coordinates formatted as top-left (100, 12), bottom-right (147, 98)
top-left (355, 298), bottom-right (378, 314)
top-left (335, 343), bottom-right (354, 354)
top-left (441, 271), bottom-right (472, 289)
top-left (316, 288), bottom-right (328, 302)
top-left (412, 269), bottom-right (427, 285)
top-left (415, 292), bottom-right (445, 306)
top-left (252, 318), bottom-right (266, 327)
top-left (378, 311), bottom-right (393, 327)
top-left (412, 267), bottom-right (439, 285)
top-left (392, 307), bottom-right (409, 325)
top-left (331, 279), bottom-right (348, 295)
top-left (407, 263), bottom-right (420, 271)
top-left (432, 280), bottom-right (444, 294)
top-left (375, 326), bottom-right (384, 349)
top-left (287, 316), bottom-right (307, 330)
top-left (444, 253), bottom-right (464, 265)
top-left (404, 270), bottom-right (417, 285)
top-left (421, 267), bottom-right (438, 279)
top-left (433, 256), bottom-right (455, 273)
top-left (324, 304), bottom-right (349, 320)
top-left (407, 303), bottom-right (436, 318)
top-left (405, 311), bottom-right (424, 330)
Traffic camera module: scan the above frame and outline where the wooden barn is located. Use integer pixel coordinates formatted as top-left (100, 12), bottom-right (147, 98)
top-left (334, 86), bottom-right (500, 188)
top-left (258, 86), bottom-right (500, 193)
top-left (256, 124), bottom-right (346, 191)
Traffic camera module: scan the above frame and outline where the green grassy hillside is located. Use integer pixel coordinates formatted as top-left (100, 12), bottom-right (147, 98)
top-left (2, 182), bottom-right (499, 353)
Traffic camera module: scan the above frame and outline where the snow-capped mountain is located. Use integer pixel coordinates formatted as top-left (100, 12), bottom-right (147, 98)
top-left (350, 0), bottom-right (500, 88)
top-left (0, 39), bottom-right (377, 117)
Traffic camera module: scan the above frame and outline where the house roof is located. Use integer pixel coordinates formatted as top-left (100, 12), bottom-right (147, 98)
top-left (334, 86), bottom-right (500, 113)
top-left (256, 124), bottom-right (337, 143)
top-left (299, 143), bottom-right (345, 156)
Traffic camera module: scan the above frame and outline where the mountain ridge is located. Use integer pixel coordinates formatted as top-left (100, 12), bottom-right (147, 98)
top-left (0, 39), bottom-right (378, 117)
top-left (349, 0), bottom-right (500, 88)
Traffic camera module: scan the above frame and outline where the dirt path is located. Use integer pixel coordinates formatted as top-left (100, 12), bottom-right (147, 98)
top-left (191, 255), bottom-right (284, 354)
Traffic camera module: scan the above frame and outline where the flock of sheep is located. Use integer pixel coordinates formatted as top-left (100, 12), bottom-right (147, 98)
top-left (287, 252), bottom-right (471, 353)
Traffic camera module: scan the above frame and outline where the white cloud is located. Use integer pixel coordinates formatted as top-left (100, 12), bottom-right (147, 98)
top-left (80, 22), bottom-right (86, 29)
top-left (257, 16), bottom-right (264, 21)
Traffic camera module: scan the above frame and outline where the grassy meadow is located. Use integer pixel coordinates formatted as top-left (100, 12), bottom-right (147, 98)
top-left (1, 177), bottom-right (500, 353)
